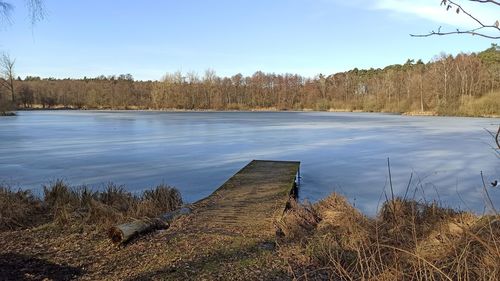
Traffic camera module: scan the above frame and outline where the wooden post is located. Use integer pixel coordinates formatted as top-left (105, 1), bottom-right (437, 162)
top-left (296, 167), bottom-right (301, 186)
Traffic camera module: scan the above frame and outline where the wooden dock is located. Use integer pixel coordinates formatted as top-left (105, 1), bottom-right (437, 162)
top-left (109, 160), bottom-right (301, 279)
top-left (191, 160), bottom-right (300, 237)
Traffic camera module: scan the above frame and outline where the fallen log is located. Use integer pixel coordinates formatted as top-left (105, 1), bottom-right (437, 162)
top-left (108, 207), bottom-right (192, 244)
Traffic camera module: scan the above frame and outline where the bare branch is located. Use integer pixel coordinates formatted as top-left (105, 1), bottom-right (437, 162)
top-left (0, 78), bottom-right (11, 90)
top-left (468, 0), bottom-right (500, 5)
top-left (481, 171), bottom-right (498, 214)
top-left (412, 0), bottom-right (500, 39)
top-left (411, 29), bottom-right (500, 39)
top-left (0, 0), bottom-right (44, 25)
top-left (0, 1), bottom-right (13, 23)
top-left (26, 0), bottom-right (45, 25)
top-left (496, 125), bottom-right (500, 150)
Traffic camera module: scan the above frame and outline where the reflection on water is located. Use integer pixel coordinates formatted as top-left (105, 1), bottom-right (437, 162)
top-left (0, 111), bottom-right (498, 215)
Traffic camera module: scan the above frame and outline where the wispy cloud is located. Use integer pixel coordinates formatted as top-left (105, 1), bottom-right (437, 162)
top-left (371, 0), bottom-right (498, 28)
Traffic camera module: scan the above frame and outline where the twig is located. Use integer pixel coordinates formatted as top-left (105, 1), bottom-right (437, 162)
top-left (495, 125), bottom-right (500, 150)
top-left (0, 1), bottom-right (13, 23)
top-left (377, 177), bottom-right (389, 213)
top-left (403, 172), bottom-right (413, 200)
top-left (468, 0), bottom-right (500, 6)
top-left (412, 28), bottom-right (500, 39)
top-left (432, 183), bottom-right (442, 204)
top-left (387, 158), bottom-right (395, 202)
top-left (379, 244), bottom-right (453, 281)
top-left (387, 158), bottom-right (398, 222)
top-left (480, 171), bottom-right (498, 214)
top-left (483, 127), bottom-right (500, 158)
top-left (455, 179), bottom-right (471, 211)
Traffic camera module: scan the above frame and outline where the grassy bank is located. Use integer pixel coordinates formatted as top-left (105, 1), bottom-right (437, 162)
top-left (458, 91), bottom-right (500, 117)
top-left (13, 99), bottom-right (500, 118)
top-left (0, 180), bottom-right (182, 232)
top-left (279, 194), bottom-right (499, 280)
top-left (1, 180), bottom-right (498, 280)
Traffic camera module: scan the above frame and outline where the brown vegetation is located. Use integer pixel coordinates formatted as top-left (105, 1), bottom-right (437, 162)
top-left (0, 95), bottom-right (14, 115)
top-left (1, 180), bottom-right (498, 280)
top-left (0, 187), bottom-right (46, 231)
top-left (2, 46), bottom-right (499, 116)
top-left (459, 90), bottom-right (500, 117)
top-left (0, 180), bottom-right (182, 231)
top-left (279, 194), bottom-right (500, 280)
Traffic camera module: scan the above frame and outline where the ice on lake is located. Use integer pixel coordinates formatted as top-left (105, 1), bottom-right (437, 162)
top-left (0, 111), bottom-right (499, 215)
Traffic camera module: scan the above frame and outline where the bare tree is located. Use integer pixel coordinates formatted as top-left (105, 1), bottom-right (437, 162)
top-left (412, 0), bottom-right (500, 39)
top-left (18, 84), bottom-right (34, 108)
top-left (0, 53), bottom-right (16, 103)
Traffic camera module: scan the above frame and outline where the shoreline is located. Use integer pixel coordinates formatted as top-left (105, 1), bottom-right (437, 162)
top-left (1, 181), bottom-right (498, 280)
top-left (0, 112), bottom-right (16, 116)
top-left (12, 106), bottom-right (500, 118)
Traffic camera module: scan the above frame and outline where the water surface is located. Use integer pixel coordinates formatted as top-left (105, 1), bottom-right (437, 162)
top-left (1, 111), bottom-right (498, 215)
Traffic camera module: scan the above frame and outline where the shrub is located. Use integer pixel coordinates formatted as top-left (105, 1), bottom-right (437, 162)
top-left (97, 183), bottom-right (134, 213)
top-left (276, 198), bottom-right (320, 240)
top-left (141, 184), bottom-right (182, 215)
top-left (0, 98), bottom-right (15, 115)
top-left (43, 180), bottom-right (80, 223)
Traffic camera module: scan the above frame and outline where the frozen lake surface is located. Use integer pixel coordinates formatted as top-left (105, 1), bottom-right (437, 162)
top-left (1, 111), bottom-right (499, 215)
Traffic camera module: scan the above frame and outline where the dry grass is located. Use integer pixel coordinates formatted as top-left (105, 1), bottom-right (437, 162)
top-left (0, 186), bottom-right (47, 231)
top-left (3, 179), bottom-right (498, 280)
top-left (279, 194), bottom-right (500, 280)
top-left (139, 184), bottom-right (183, 217)
top-left (0, 180), bottom-right (183, 231)
top-left (459, 91), bottom-right (500, 117)
top-left (276, 198), bottom-right (320, 240)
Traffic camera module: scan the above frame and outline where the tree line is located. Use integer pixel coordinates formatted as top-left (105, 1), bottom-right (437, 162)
top-left (2, 45), bottom-right (499, 116)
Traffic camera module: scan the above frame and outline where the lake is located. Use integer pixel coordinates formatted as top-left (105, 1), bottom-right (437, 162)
top-left (0, 111), bottom-right (499, 215)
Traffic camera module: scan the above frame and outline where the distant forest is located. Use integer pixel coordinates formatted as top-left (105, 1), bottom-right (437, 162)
top-left (6, 45), bottom-right (500, 116)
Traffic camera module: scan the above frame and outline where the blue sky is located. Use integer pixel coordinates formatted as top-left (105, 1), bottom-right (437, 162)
top-left (0, 0), bottom-right (497, 80)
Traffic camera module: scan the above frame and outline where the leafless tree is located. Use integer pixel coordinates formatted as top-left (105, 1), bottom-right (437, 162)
top-left (0, 53), bottom-right (15, 103)
top-left (18, 84), bottom-right (33, 108)
top-left (412, 0), bottom-right (500, 39)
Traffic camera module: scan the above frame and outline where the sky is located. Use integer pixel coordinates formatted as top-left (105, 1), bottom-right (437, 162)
top-left (0, 0), bottom-right (498, 81)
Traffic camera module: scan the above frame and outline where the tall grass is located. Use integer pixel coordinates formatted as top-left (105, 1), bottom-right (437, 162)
top-left (0, 180), bottom-right (183, 231)
top-left (279, 194), bottom-right (500, 280)
top-left (459, 91), bottom-right (500, 117)
top-left (0, 186), bottom-right (46, 231)
top-left (140, 184), bottom-right (183, 217)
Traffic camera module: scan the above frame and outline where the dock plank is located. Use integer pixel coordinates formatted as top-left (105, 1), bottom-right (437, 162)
top-left (191, 160), bottom-right (300, 237)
